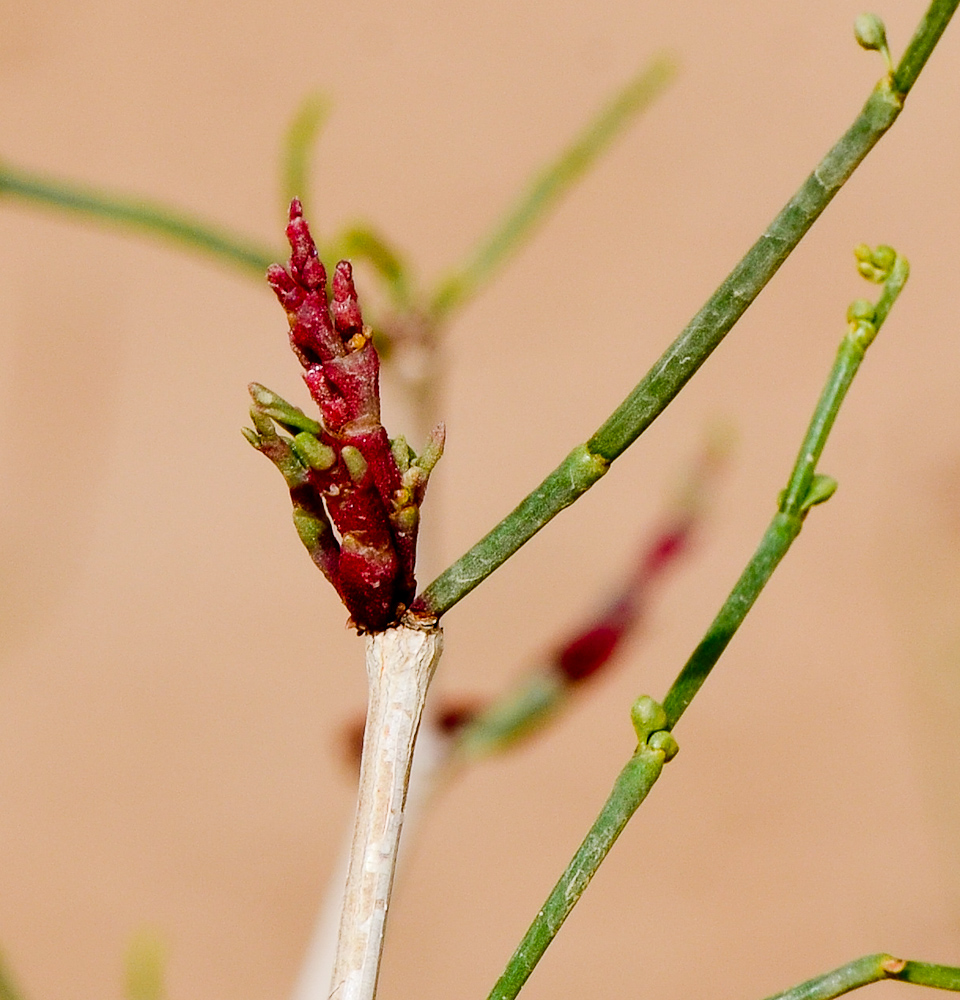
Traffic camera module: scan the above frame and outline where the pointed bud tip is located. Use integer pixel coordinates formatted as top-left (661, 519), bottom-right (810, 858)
top-left (248, 382), bottom-right (273, 405)
top-left (289, 197), bottom-right (304, 221)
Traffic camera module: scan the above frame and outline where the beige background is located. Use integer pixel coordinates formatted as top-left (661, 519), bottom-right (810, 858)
top-left (1, 1), bottom-right (959, 999)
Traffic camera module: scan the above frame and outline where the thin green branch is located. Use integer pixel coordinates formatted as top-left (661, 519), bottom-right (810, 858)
top-left (663, 245), bottom-right (907, 727)
top-left (486, 697), bottom-right (678, 1000)
top-left (0, 161), bottom-right (277, 276)
top-left (427, 55), bottom-right (677, 321)
top-left (762, 954), bottom-right (960, 1000)
top-left (281, 91), bottom-right (331, 223)
top-left (330, 225), bottom-right (413, 310)
top-left (894, 0), bottom-right (959, 94)
top-left (414, 2), bottom-right (956, 620)
top-left (485, 248), bottom-right (907, 998)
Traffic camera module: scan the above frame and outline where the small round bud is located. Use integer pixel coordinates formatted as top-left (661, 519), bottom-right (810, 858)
top-left (847, 298), bottom-right (875, 324)
top-left (648, 730), bottom-right (679, 761)
top-left (854, 14), bottom-right (894, 73)
top-left (872, 245), bottom-right (896, 273)
top-left (631, 695), bottom-right (667, 742)
top-left (854, 13), bottom-right (888, 52)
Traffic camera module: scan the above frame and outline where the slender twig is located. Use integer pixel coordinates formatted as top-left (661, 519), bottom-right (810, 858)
top-left (427, 55), bottom-right (676, 321)
top-left (281, 92), bottom-right (331, 223)
top-left (484, 246), bottom-right (908, 1000)
top-left (330, 226), bottom-right (413, 311)
top-left (663, 247), bottom-right (908, 727)
top-left (329, 623), bottom-right (443, 1000)
top-left (453, 433), bottom-right (727, 761)
top-left (0, 161), bottom-right (277, 275)
top-left (486, 697), bottom-right (678, 1000)
top-left (414, 1), bottom-right (958, 620)
top-left (761, 954), bottom-right (960, 1000)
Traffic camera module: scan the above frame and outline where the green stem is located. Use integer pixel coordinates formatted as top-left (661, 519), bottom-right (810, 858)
top-left (485, 249), bottom-right (906, 997)
top-left (280, 91), bottom-right (331, 224)
top-left (780, 253), bottom-right (908, 513)
top-left (894, 0), bottom-right (959, 94)
top-left (763, 954), bottom-right (960, 1000)
top-left (486, 702), bottom-right (674, 1000)
top-left (414, 2), bottom-right (956, 620)
top-left (0, 161), bottom-right (277, 275)
top-left (661, 510), bottom-right (801, 727)
top-left (428, 55), bottom-right (677, 320)
top-left (663, 249), bottom-right (907, 727)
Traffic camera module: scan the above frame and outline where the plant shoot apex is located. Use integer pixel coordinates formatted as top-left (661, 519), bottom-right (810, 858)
top-left (854, 14), bottom-right (894, 73)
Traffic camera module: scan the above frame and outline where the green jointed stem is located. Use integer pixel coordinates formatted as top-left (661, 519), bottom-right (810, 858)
top-left (780, 251), bottom-right (908, 514)
top-left (486, 698), bottom-right (676, 1000)
top-left (894, 0), bottom-right (959, 93)
top-left (415, 4), bottom-right (956, 620)
top-left (486, 250), bottom-right (907, 996)
top-left (661, 511), bottom-right (801, 727)
top-left (663, 248), bottom-right (907, 728)
top-left (428, 55), bottom-right (677, 320)
top-left (763, 955), bottom-right (960, 1000)
top-left (0, 162), bottom-right (277, 275)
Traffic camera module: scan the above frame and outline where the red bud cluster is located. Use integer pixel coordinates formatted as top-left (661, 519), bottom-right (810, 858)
top-left (248, 199), bottom-right (441, 631)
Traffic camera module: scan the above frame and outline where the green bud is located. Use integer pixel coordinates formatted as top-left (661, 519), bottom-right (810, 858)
top-left (854, 13), bottom-right (888, 53)
top-left (340, 445), bottom-right (368, 483)
top-left (249, 406), bottom-right (277, 439)
top-left (854, 244), bottom-right (898, 283)
top-left (872, 245), bottom-right (896, 272)
top-left (854, 13), bottom-right (894, 73)
top-left (293, 508), bottom-right (329, 550)
top-left (630, 695), bottom-right (667, 743)
top-left (292, 432), bottom-right (336, 471)
top-left (249, 382), bottom-right (277, 408)
top-left (247, 383), bottom-right (323, 435)
top-left (648, 730), bottom-right (679, 761)
top-left (390, 435), bottom-right (414, 473)
top-left (393, 505), bottom-right (419, 532)
top-left (241, 427), bottom-right (261, 448)
top-left (416, 423), bottom-right (446, 475)
top-left (847, 298), bottom-right (876, 324)
top-left (800, 473), bottom-right (838, 512)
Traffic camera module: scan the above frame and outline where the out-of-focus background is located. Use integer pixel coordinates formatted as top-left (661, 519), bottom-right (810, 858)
top-left (1, 1), bottom-right (958, 998)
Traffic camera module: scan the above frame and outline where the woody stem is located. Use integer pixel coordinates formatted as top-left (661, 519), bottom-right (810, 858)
top-left (329, 624), bottom-right (443, 1000)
